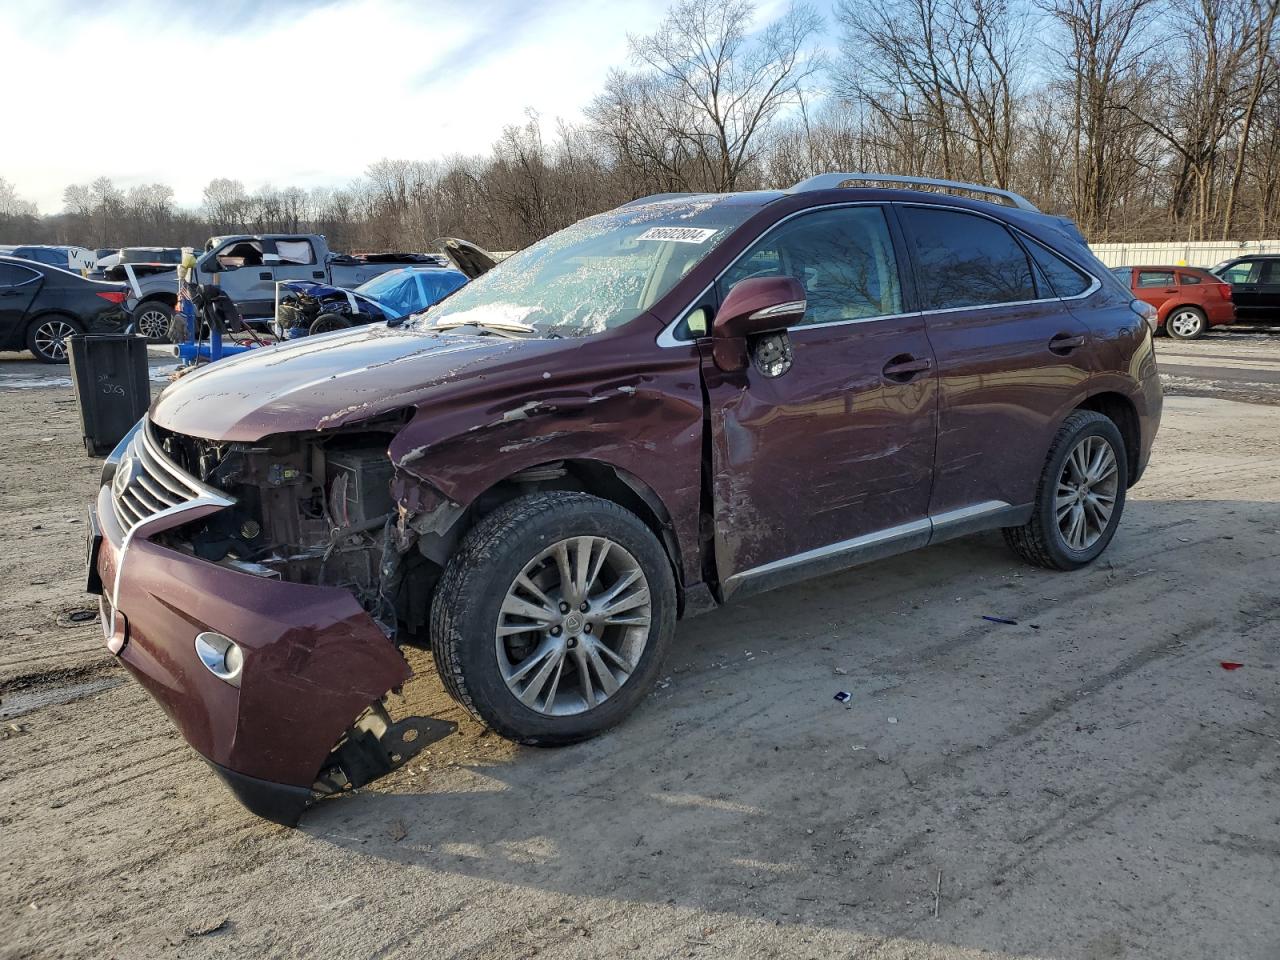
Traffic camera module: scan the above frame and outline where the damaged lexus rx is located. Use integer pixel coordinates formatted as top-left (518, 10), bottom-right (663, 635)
top-left (87, 174), bottom-right (1161, 824)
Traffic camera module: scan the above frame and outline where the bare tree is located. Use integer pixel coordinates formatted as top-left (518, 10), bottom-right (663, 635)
top-left (591, 0), bottom-right (823, 192)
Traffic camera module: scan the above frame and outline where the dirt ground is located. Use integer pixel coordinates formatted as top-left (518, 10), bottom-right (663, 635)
top-left (1, 333), bottom-right (1278, 960)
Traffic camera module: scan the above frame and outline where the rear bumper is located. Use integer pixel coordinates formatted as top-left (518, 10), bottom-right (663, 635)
top-left (92, 485), bottom-right (412, 811)
top-left (1205, 302), bottom-right (1236, 326)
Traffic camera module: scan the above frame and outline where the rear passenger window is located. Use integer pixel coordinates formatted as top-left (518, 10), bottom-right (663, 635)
top-left (719, 207), bottom-right (903, 326)
top-left (1136, 270), bottom-right (1175, 287)
top-left (899, 207), bottom-right (1035, 310)
top-left (0, 264), bottom-right (38, 286)
top-left (1024, 238), bottom-right (1092, 297)
top-left (1178, 273), bottom-right (1202, 285)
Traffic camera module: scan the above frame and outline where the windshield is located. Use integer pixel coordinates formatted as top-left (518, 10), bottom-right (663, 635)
top-left (357, 267), bottom-right (468, 316)
top-left (410, 196), bottom-right (759, 337)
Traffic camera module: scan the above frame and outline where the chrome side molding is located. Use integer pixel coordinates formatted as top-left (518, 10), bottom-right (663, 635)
top-left (722, 500), bottom-right (1032, 600)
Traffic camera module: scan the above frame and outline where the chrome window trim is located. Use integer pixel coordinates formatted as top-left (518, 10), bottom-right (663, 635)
top-left (656, 201), bottom-right (1102, 348)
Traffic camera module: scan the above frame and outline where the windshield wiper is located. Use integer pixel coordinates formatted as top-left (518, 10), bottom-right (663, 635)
top-left (433, 318), bottom-right (536, 334)
top-left (431, 318), bottom-right (537, 339)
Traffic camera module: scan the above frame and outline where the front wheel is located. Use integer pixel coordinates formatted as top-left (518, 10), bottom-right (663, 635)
top-left (430, 492), bottom-right (676, 745)
top-left (26, 315), bottom-right (84, 363)
top-left (1166, 306), bottom-right (1207, 340)
top-left (1003, 410), bottom-right (1128, 570)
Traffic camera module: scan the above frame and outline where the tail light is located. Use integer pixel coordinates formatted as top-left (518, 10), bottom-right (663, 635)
top-left (1215, 283), bottom-right (1233, 300)
top-left (1129, 298), bottom-right (1158, 331)
top-left (95, 290), bottom-right (129, 304)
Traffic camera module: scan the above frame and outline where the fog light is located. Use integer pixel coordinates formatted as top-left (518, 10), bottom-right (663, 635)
top-left (195, 632), bottom-right (244, 687)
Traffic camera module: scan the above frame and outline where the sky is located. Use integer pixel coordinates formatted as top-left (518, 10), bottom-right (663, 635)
top-left (1, 0), bottom-right (800, 214)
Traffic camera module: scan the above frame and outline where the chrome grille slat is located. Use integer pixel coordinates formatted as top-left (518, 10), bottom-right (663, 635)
top-left (134, 472), bottom-right (182, 507)
top-left (108, 422), bottom-right (235, 536)
top-left (128, 482), bottom-right (168, 514)
top-left (134, 436), bottom-right (199, 498)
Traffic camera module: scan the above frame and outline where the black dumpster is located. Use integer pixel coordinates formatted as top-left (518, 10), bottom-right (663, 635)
top-left (68, 334), bottom-right (151, 457)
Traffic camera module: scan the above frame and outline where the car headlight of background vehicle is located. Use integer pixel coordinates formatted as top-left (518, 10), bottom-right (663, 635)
top-left (194, 632), bottom-right (244, 687)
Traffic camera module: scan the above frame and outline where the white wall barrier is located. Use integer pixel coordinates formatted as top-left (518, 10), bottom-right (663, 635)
top-left (1089, 240), bottom-right (1280, 268)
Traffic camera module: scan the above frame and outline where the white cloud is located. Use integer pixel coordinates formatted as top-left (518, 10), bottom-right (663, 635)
top-left (0, 0), bottom-right (673, 213)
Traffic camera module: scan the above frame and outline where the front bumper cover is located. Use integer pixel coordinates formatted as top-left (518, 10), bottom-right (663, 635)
top-left (91, 485), bottom-right (435, 823)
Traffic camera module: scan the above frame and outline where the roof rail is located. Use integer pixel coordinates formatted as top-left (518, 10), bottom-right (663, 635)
top-left (787, 173), bottom-right (1039, 212)
top-left (620, 192), bottom-right (695, 208)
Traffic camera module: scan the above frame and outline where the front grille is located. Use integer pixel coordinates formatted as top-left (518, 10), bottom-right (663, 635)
top-left (110, 422), bottom-right (234, 534)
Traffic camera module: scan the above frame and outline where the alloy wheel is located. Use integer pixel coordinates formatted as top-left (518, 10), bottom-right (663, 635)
top-left (1055, 435), bottom-right (1119, 551)
top-left (1168, 310), bottom-right (1203, 338)
top-left (495, 536), bottom-right (652, 716)
top-left (33, 319), bottom-right (77, 361)
top-left (135, 306), bottom-right (171, 340)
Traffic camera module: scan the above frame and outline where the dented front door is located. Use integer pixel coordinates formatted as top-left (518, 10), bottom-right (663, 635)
top-left (700, 206), bottom-right (938, 598)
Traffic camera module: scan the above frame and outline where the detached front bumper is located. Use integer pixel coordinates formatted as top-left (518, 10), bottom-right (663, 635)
top-left (91, 484), bottom-right (414, 825)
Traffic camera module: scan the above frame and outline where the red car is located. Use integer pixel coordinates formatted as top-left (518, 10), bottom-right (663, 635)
top-left (1111, 265), bottom-right (1235, 340)
top-left (88, 173), bottom-right (1162, 824)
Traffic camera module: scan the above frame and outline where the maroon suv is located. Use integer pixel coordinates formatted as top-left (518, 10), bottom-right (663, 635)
top-left (88, 174), bottom-right (1162, 823)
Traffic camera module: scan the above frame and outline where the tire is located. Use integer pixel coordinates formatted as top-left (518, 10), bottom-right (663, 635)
top-left (1003, 410), bottom-right (1128, 571)
top-left (309, 311), bottom-right (353, 336)
top-left (1166, 306), bottom-right (1207, 340)
top-left (430, 492), bottom-right (677, 746)
top-left (26, 315), bottom-right (84, 364)
top-left (133, 301), bottom-right (174, 343)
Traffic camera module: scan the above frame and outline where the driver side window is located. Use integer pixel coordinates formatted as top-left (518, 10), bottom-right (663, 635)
top-left (718, 207), bottom-right (903, 327)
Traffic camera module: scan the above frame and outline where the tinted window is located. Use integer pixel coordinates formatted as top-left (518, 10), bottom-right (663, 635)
top-left (1178, 272), bottom-right (1202, 285)
top-left (900, 207), bottom-right (1035, 309)
top-left (1137, 270), bottom-right (1175, 288)
top-left (719, 206), bottom-right (903, 326)
top-left (0, 263), bottom-right (39, 286)
top-left (1262, 261), bottom-right (1280, 284)
top-left (1219, 260), bottom-right (1258, 284)
top-left (1025, 237), bottom-right (1092, 297)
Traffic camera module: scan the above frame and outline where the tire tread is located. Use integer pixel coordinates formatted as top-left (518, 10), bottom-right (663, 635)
top-left (1003, 409), bottom-right (1118, 570)
top-left (429, 491), bottom-right (672, 745)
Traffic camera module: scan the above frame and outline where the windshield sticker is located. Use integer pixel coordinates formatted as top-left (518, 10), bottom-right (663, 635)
top-left (636, 226), bottom-right (719, 244)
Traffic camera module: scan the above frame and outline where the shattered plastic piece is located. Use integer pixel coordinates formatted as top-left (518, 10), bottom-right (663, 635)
top-left (833, 691), bottom-right (852, 703)
top-left (982, 615), bottom-right (1018, 625)
top-left (887, 717), bottom-right (899, 724)
top-left (1220, 661), bottom-right (1244, 671)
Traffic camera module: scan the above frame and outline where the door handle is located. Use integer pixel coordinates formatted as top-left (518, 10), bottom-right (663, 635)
top-left (258, 271), bottom-right (272, 280)
top-left (882, 354), bottom-right (932, 382)
top-left (312, 270), bottom-right (325, 279)
top-left (0, 289), bottom-right (20, 297)
top-left (1049, 333), bottom-right (1086, 354)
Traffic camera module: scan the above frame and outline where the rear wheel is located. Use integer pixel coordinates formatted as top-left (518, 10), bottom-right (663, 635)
top-left (133, 301), bottom-right (174, 342)
top-left (1166, 306), bottom-right (1206, 340)
top-left (26, 315), bottom-right (83, 363)
top-left (430, 492), bottom-right (676, 745)
top-left (1003, 410), bottom-right (1127, 570)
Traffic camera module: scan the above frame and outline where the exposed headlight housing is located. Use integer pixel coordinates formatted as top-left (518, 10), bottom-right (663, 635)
top-left (195, 631), bottom-right (244, 687)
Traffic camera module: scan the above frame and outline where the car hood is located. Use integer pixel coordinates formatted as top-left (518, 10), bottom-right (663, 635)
top-left (434, 237), bottom-right (498, 279)
top-left (150, 324), bottom-right (568, 441)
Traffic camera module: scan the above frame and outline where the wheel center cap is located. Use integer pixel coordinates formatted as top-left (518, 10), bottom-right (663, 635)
top-left (564, 612), bottom-right (584, 634)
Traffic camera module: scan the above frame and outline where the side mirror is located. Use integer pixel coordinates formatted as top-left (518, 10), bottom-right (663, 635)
top-left (711, 276), bottom-right (806, 372)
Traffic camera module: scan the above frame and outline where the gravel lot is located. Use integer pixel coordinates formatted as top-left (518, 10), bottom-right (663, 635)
top-left (1, 333), bottom-right (1278, 960)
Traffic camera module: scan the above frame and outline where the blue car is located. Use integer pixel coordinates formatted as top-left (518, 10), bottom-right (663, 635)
top-left (275, 264), bottom-right (469, 339)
